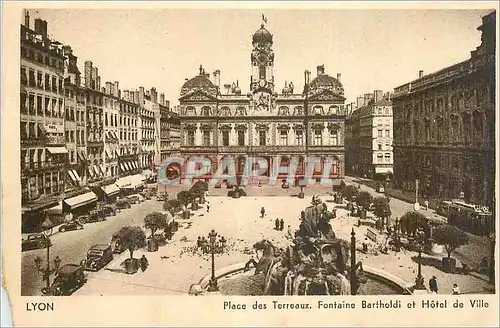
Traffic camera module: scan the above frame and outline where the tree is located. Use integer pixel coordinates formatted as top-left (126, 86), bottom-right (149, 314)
top-left (355, 191), bottom-right (373, 210)
top-left (176, 190), bottom-right (193, 210)
top-left (433, 224), bottom-right (470, 259)
top-left (373, 197), bottom-right (391, 219)
top-left (114, 226), bottom-right (146, 260)
top-left (189, 181), bottom-right (208, 199)
top-left (163, 199), bottom-right (182, 216)
top-left (144, 212), bottom-right (167, 238)
top-left (342, 185), bottom-right (359, 202)
top-left (399, 211), bottom-right (427, 236)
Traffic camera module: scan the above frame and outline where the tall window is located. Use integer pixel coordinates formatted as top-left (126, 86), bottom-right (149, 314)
top-left (314, 130), bottom-right (322, 146)
top-left (259, 130), bottom-right (266, 146)
top-left (377, 154), bottom-right (383, 163)
top-left (385, 129), bottom-right (390, 138)
top-left (378, 129), bottom-right (383, 138)
top-left (187, 131), bottom-right (195, 146)
top-left (292, 130), bottom-right (302, 146)
top-left (222, 131), bottom-right (229, 146)
top-left (280, 130), bottom-right (288, 146)
top-left (329, 130), bottom-right (338, 146)
top-left (378, 144), bottom-right (382, 150)
top-left (384, 153), bottom-right (391, 163)
top-left (203, 131), bottom-right (211, 146)
top-left (238, 130), bottom-right (245, 146)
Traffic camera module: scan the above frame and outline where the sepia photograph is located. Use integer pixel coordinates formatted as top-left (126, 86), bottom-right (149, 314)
top-left (2, 1), bottom-right (498, 326)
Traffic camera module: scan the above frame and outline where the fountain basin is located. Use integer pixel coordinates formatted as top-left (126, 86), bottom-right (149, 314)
top-left (192, 262), bottom-right (415, 295)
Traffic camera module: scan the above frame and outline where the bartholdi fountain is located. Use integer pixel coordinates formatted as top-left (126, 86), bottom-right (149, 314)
top-left (190, 197), bottom-right (414, 296)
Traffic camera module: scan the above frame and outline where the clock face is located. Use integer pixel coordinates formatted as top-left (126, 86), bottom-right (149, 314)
top-left (259, 79), bottom-right (266, 87)
top-left (258, 54), bottom-right (267, 65)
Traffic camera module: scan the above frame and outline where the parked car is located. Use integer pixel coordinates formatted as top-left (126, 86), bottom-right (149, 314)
top-left (80, 244), bottom-right (114, 271)
top-left (127, 195), bottom-right (140, 205)
top-left (77, 210), bottom-right (106, 224)
top-left (22, 233), bottom-right (51, 252)
top-left (436, 200), bottom-right (453, 217)
top-left (100, 205), bottom-right (118, 217)
top-left (58, 220), bottom-right (84, 233)
top-left (375, 183), bottom-right (385, 193)
top-left (42, 264), bottom-right (86, 296)
top-left (140, 190), bottom-right (152, 200)
top-left (157, 192), bottom-right (168, 202)
top-left (116, 198), bottom-right (131, 209)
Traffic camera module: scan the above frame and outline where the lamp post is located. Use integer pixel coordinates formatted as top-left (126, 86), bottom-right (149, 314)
top-left (207, 229), bottom-right (225, 292)
top-left (350, 228), bottom-right (357, 295)
top-left (414, 229), bottom-right (426, 290)
top-left (34, 218), bottom-right (61, 293)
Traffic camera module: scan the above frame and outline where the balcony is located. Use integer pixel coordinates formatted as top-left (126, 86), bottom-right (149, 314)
top-left (22, 160), bottom-right (67, 172)
top-left (87, 140), bottom-right (104, 147)
top-left (21, 137), bottom-right (46, 147)
top-left (45, 136), bottom-right (66, 146)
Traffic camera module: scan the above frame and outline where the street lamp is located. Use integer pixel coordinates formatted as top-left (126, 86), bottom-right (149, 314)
top-left (414, 229), bottom-right (426, 290)
top-left (350, 228), bottom-right (357, 295)
top-left (207, 229), bottom-right (225, 292)
top-left (34, 218), bottom-right (61, 293)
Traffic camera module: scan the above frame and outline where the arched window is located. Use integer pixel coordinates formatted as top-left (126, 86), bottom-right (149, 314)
top-left (235, 107), bottom-right (247, 116)
top-left (201, 106), bottom-right (211, 116)
top-left (219, 107), bottom-right (231, 116)
top-left (185, 106), bottom-right (196, 116)
top-left (278, 106), bottom-right (290, 116)
top-left (312, 105), bottom-right (323, 115)
top-left (293, 106), bottom-right (304, 115)
top-left (329, 105), bottom-right (339, 115)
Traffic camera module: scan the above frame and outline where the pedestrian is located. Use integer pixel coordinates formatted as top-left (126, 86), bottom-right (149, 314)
top-left (286, 225), bottom-right (294, 239)
top-left (481, 257), bottom-right (488, 274)
top-left (275, 218), bottom-right (280, 230)
top-left (279, 219), bottom-right (285, 231)
top-left (261, 207), bottom-right (266, 218)
top-left (207, 203), bottom-right (210, 213)
top-left (197, 236), bottom-right (202, 249)
top-left (452, 283), bottom-right (460, 295)
top-left (424, 199), bottom-right (429, 211)
top-left (429, 276), bottom-right (438, 293)
top-left (140, 255), bottom-right (149, 272)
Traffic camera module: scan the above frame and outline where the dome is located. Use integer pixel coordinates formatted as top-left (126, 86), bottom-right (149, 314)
top-left (252, 24), bottom-right (273, 44)
top-left (180, 74), bottom-right (217, 97)
top-left (309, 74), bottom-right (344, 95)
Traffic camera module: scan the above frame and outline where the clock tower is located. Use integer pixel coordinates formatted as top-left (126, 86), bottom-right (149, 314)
top-left (250, 24), bottom-right (275, 92)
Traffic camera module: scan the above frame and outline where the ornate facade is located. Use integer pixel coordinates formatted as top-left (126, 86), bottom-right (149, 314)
top-left (179, 23), bottom-right (347, 182)
top-left (392, 12), bottom-right (495, 206)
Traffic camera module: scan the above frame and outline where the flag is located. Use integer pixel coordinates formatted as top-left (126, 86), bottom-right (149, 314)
top-left (262, 14), bottom-right (267, 24)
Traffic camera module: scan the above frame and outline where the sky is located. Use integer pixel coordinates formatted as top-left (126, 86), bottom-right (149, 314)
top-left (30, 8), bottom-right (494, 106)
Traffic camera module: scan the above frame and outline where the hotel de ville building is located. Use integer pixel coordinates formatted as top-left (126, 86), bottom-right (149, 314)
top-left (177, 22), bottom-right (349, 183)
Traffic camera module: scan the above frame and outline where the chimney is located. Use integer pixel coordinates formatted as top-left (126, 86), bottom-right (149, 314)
top-left (374, 90), bottom-right (383, 102)
top-left (84, 61), bottom-right (93, 88)
top-left (25, 10), bottom-right (30, 29)
top-left (114, 81), bottom-right (119, 98)
top-left (346, 104), bottom-right (351, 115)
top-left (124, 90), bottom-right (129, 101)
top-left (419, 70), bottom-right (424, 78)
top-left (316, 65), bottom-right (325, 76)
top-left (351, 102), bottom-right (356, 110)
top-left (364, 93), bottom-right (374, 106)
top-left (150, 88), bottom-right (157, 103)
top-left (91, 67), bottom-right (98, 90)
top-left (336, 73), bottom-right (341, 81)
top-left (134, 90), bottom-right (140, 104)
top-left (212, 70), bottom-right (221, 87)
top-left (105, 82), bottom-right (112, 95)
top-left (160, 93), bottom-right (165, 106)
top-left (139, 87), bottom-right (144, 104)
top-left (34, 19), bottom-right (48, 35)
top-left (357, 96), bottom-right (365, 108)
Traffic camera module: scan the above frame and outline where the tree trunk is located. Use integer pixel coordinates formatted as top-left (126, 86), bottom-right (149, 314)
top-left (129, 249), bottom-right (134, 260)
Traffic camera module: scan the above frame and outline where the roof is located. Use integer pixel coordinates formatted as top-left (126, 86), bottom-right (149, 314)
top-left (373, 98), bottom-right (392, 106)
top-left (309, 74), bottom-right (344, 96)
top-left (253, 24), bottom-right (273, 44)
top-left (90, 244), bottom-right (110, 251)
top-left (180, 74), bottom-right (217, 97)
top-left (58, 264), bottom-right (82, 275)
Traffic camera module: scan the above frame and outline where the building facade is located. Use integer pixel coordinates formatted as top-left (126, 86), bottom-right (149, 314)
top-left (178, 23), bottom-right (347, 183)
top-left (392, 12), bottom-right (496, 206)
top-left (159, 98), bottom-right (181, 163)
top-left (345, 91), bottom-right (393, 179)
top-left (103, 81), bottom-right (121, 178)
top-left (20, 14), bottom-right (68, 229)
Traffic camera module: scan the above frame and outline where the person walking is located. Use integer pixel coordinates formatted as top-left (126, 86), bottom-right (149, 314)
top-left (275, 218), bottom-right (280, 231)
top-left (424, 199), bottom-right (429, 211)
top-left (429, 276), bottom-right (438, 294)
top-left (261, 207), bottom-right (266, 218)
top-left (140, 255), bottom-right (149, 272)
top-left (206, 203), bottom-right (210, 213)
top-left (452, 283), bottom-right (460, 295)
top-left (279, 219), bottom-right (285, 231)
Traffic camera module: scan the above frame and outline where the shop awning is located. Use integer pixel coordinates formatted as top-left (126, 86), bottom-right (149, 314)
top-left (87, 167), bottom-right (95, 178)
top-left (142, 169), bottom-right (153, 177)
top-left (119, 163), bottom-right (126, 172)
top-left (133, 161), bottom-right (138, 169)
top-left (116, 176), bottom-right (132, 189)
top-left (45, 201), bottom-right (63, 215)
top-left (47, 147), bottom-right (68, 154)
top-left (63, 191), bottom-right (98, 209)
top-left (67, 170), bottom-right (78, 182)
top-left (73, 170), bottom-right (82, 182)
top-left (124, 162), bottom-right (131, 171)
top-left (105, 150), bottom-right (112, 159)
top-left (101, 184), bottom-right (120, 197)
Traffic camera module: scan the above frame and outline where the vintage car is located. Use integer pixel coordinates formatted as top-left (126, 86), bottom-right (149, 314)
top-left (140, 190), bottom-right (152, 200)
top-left (58, 220), bottom-right (84, 233)
top-left (80, 244), bottom-right (113, 271)
top-left (116, 198), bottom-right (131, 209)
top-left (42, 264), bottom-right (86, 296)
top-left (22, 233), bottom-right (52, 252)
top-left (156, 192), bottom-right (168, 202)
top-left (100, 204), bottom-right (118, 217)
top-left (375, 183), bottom-right (385, 193)
top-left (127, 195), bottom-right (141, 205)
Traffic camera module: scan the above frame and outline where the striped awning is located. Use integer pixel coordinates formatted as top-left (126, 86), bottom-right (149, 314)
top-left (120, 163), bottom-right (126, 172)
top-left (87, 166), bottom-right (95, 178)
top-left (68, 170), bottom-right (78, 183)
top-left (124, 162), bottom-right (131, 171)
top-left (73, 170), bottom-right (82, 182)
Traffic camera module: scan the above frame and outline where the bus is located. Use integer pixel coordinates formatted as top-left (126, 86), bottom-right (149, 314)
top-left (446, 199), bottom-right (493, 236)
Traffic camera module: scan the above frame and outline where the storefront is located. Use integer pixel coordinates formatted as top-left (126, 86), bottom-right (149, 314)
top-left (62, 191), bottom-right (98, 216)
top-left (116, 174), bottom-right (146, 195)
